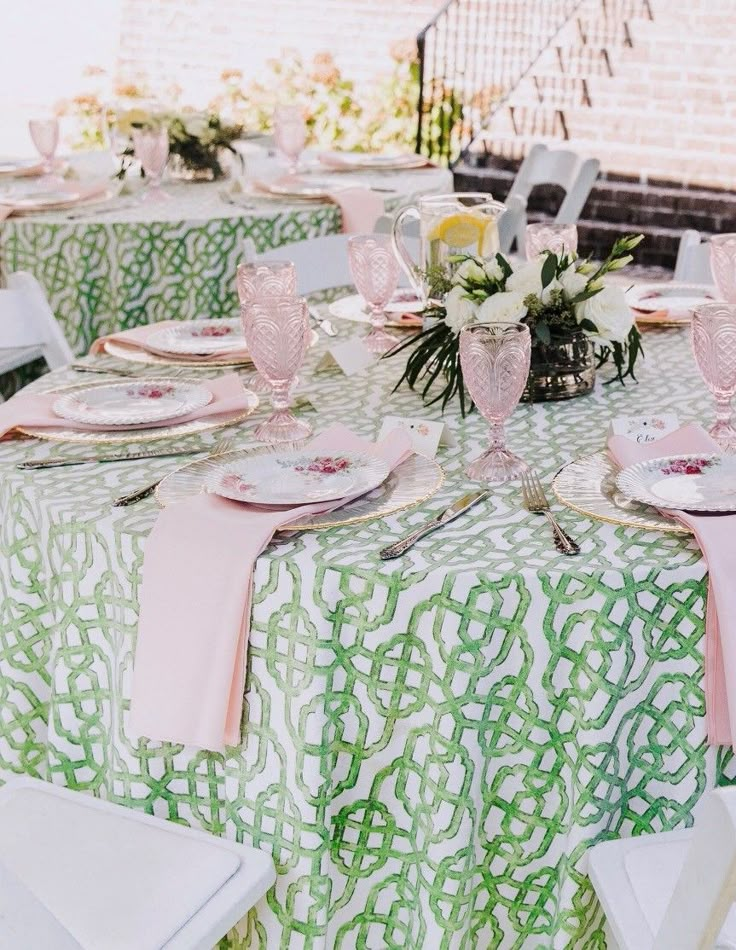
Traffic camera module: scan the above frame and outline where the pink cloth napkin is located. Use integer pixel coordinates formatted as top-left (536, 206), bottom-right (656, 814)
top-left (327, 187), bottom-right (385, 233)
top-left (0, 179), bottom-right (111, 221)
top-left (608, 424), bottom-right (736, 746)
top-left (130, 424), bottom-right (413, 750)
top-left (90, 321), bottom-right (250, 363)
top-left (0, 374), bottom-right (250, 439)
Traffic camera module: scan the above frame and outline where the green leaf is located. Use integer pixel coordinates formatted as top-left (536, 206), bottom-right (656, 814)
top-left (540, 253), bottom-right (557, 289)
top-left (535, 322), bottom-right (551, 344)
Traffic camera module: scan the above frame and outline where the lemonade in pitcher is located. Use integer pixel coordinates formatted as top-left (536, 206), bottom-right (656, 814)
top-left (392, 193), bottom-right (506, 305)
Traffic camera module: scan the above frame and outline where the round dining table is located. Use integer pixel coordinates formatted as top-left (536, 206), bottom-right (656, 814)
top-left (1, 162), bottom-right (451, 355)
top-left (0, 309), bottom-right (729, 949)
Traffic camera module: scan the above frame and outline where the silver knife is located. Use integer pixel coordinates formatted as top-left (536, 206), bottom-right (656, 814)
top-left (18, 447), bottom-right (210, 470)
top-left (379, 489), bottom-right (489, 559)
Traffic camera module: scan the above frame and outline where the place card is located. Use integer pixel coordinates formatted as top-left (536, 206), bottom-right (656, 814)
top-left (315, 339), bottom-right (375, 377)
top-left (608, 413), bottom-right (680, 444)
top-left (377, 415), bottom-right (456, 459)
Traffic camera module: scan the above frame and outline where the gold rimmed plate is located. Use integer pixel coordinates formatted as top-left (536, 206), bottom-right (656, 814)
top-left (552, 451), bottom-right (690, 535)
top-left (156, 443), bottom-right (444, 531)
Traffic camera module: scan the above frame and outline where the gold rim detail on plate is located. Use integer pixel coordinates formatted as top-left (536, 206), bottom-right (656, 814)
top-left (552, 451), bottom-right (690, 535)
top-left (103, 339), bottom-right (254, 368)
top-left (156, 443), bottom-right (444, 531)
top-left (17, 379), bottom-right (259, 445)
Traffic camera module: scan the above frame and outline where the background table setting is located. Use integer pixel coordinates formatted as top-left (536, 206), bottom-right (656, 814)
top-left (2, 178), bottom-right (736, 949)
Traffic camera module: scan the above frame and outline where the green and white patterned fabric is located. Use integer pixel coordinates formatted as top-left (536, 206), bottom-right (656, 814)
top-left (1, 167), bottom-right (451, 355)
top-left (0, 320), bottom-right (731, 949)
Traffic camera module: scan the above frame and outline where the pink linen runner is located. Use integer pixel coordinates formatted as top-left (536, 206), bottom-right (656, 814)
top-left (0, 179), bottom-right (112, 221)
top-left (130, 425), bottom-right (413, 750)
top-left (90, 322), bottom-right (250, 364)
top-left (608, 424), bottom-right (736, 746)
top-left (0, 374), bottom-right (250, 439)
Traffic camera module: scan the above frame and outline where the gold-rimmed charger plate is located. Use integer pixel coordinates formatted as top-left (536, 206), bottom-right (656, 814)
top-left (156, 443), bottom-right (444, 530)
top-left (17, 379), bottom-right (259, 446)
top-left (10, 187), bottom-right (121, 217)
top-left (552, 451), bottom-right (690, 535)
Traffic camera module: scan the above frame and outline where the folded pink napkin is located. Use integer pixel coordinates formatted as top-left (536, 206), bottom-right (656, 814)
top-left (608, 424), bottom-right (736, 746)
top-left (0, 179), bottom-right (111, 221)
top-left (130, 424), bottom-right (413, 750)
top-left (326, 187), bottom-right (385, 233)
top-left (90, 321), bottom-right (250, 364)
top-left (0, 374), bottom-right (250, 440)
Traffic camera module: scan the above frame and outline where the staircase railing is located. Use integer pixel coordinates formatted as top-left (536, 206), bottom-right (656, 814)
top-left (415, 0), bottom-right (586, 164)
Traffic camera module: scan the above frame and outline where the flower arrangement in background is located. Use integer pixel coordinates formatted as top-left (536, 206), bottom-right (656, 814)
top-left (390, 234), bottom-right (644, 412)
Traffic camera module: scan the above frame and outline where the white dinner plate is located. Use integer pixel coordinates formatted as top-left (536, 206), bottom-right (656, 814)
top-left (329, 293), bottom-right (423, 329)
top-left (616, 453), bottom-right (736, 512)
top-left (626, 282), bottom-right (718, 325)
top-left (207, 449), bottom-right (390, 506)
top-left (53, 379), bottom-right (213, 427)
top-left (319, 151), bottom-right (428, 171)
top-left (255, 176), bottom-right (343, 199)
top-left (8, 190), bottom-right (83, 210)
top-left (146, 319), bottom-right (245, 355)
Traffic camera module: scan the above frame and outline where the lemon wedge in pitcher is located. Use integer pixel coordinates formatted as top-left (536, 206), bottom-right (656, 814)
top-left (429, 212), bottom-right (489, 252)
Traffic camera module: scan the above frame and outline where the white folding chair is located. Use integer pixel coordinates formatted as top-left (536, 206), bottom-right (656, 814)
top-left (588, 786), bottom-right (736, 950)
top-left (0, 271), bottom-right (73, 376)
top-left (674, 229), bottom-right (713, 283)
top-left (507, 143), bottom-right (600, 257)
top-left (0, 776), bottom-right (276, 950)
top-left (243, 234), bottom-right (353, 295)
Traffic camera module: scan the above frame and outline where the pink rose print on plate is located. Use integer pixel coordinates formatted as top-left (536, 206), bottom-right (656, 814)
top-left (220, 473), bottom-right (256, 496)
top-left (660, 457), bottom-right (715, 476)
top-left (290, 455), bottom-right (353, 476)
top-left (192, 325), bottom-right (234, 338)
top-left (127, 383), bottom-right (176, 400)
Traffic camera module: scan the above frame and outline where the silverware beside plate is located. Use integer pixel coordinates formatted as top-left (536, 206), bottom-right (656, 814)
top-left (379, 489), bottom-right (489, 559)
top-left (521, 468), bottom-right (580, 555)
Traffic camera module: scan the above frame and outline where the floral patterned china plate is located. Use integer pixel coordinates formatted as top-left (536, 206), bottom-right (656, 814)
top-left (147, 319), bottom-right (245, 355)
top-left (207, 450), bottom-right (390, 505)
top-left (626, 282), bottom-right (717, 325)
top-left (616, 454), bottom-right (736, 512)
top-left (53, 379), bottom-right (213, 426)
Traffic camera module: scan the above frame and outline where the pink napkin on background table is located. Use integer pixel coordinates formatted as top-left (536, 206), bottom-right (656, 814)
top-left (90, 321), bottom-right (250, 364)
top-left (130, 424), bottom-right (413, 751)
top-left (0, 374), bottom-right (250, 440)
top-left (326, 187), bottom-right (385, 233)
top-left (0, 179), bottom-right (111, 221)
top-left (608, 424), bottom-right (736, 746)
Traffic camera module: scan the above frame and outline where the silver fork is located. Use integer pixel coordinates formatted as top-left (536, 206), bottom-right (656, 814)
top-left (111, 437), bottom-right (235, 507)
top-left (520, 468), bottom-right (580, 556)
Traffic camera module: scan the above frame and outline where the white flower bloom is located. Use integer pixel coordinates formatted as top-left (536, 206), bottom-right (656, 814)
top-left (484, 257), bottom-right (504, 282)
top-left (445, 286), bottom-right (479, 334)
top-left (477, 290), bottom-right (528, 324)
top-left (575, 285), bottom-right (633, 343)
top-left (506, 258), bottom-right (544, 299)
top-left (455, 259), bottom-right (488, 285)
top-left (183, 113), bottom-right (210, 139)
top-left (559, 266), bottom-right (588, 299)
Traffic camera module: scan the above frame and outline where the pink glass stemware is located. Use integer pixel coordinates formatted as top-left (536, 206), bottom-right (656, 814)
top-left (244, 295), bottom-right (312, 443)
top-left (237, 261), bottom-right (298, 394)
top-left (525, 222), bottom-right (578, 260)
top-left (710, 234), bottom-right (736, 303)
top-left (692, 303), bottom-right (736, 452)
top-left (273, 105), bottom-right (307, 175)
top-left (459, 321), bottom-right (531, 482)
top-left (348, 234), bottom-right (400, 354)
top-left (28, 118), bottom-right (60, 179)
top-left (132, 127), bottom-right (170, 202)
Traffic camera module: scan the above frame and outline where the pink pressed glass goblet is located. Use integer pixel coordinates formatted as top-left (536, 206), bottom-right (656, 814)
top-left (28, 118), bottom-right (60, 181)
top-left (692, 303), bottom-right (736, 452)
top-left (348, 234), bottom-right (400, 354)
top-left (132, 127), bottom-right (170, 202)
top-left (273, 105), bottom-right (307, 175)
top-left (710, 234), bottom-right (736, 303)
top-left (525, 222), bottom-right (578, 259)
top-left (237, 260), bottom-right (298, 394)
top-left (244, 295), bottom-right (312, 443)
top-left (459, 322), bottom-right (532, 482)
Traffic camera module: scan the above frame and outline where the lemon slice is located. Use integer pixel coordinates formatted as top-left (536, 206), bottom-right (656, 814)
top-left (429, 212), bottom-right (489, 251)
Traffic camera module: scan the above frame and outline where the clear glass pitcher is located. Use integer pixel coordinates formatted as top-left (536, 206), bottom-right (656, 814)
top-left (391, 193), bottom-right (507, 304)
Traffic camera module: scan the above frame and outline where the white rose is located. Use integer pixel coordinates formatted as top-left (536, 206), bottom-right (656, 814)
top-left (454, 259), bottom-right (488, 285)
top-left (183, 113), bottom-right (210, 138)
top-left (559, 266), bottom-right (588, 299)
top-left (477, 290), bottom-right (528, 323)
top-left (575, 285), bottom-right (633, 343)
top-left (506, 258), bottom-right (544, 299)
top-left (484, 257), bottom-right (504, 282)
top-left (445, 286), bottom-right (479, 334)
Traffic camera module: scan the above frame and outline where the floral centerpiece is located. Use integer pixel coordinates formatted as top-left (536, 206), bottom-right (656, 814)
top-left (115, 108), bottom-right (244, 181)
top-left (390, 234), bottom-right (644, 412)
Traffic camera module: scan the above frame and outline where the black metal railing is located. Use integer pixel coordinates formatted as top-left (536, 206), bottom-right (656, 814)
top-left (415, 0), bottom-right (585, 164)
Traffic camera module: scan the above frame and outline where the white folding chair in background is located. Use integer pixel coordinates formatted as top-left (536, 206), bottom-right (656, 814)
top-left (0, 776), bottom-right (276, 950)
top-left (507, 143), bottom-right (600, 257)
top-left (588, 785), bottom-right (736, 950)
top-left (674, 228), bottom-right (714, 284)
top-left (0, 271), bottom-right (73, 381)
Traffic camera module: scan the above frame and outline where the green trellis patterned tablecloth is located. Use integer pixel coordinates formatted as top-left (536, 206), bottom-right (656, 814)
top-left (1, 165), bottom-right (451, 355)
top-left (0, 320), bottom-right (732, 949)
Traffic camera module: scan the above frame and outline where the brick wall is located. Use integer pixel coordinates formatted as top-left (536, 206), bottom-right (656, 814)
top-left (116, 0), bottom-right (440, 106)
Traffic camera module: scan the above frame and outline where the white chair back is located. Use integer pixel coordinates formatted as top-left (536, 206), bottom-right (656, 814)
top-left (243, 234), bottom-right (353, 295)
top-left (498, 194), bottom-right (528, 255)
top-left (653, 787), bottom-right (736, 950)
top-left (0, 272), bottom-right (73, 374)
top-left (674, 229), bottom-right (713, 283)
